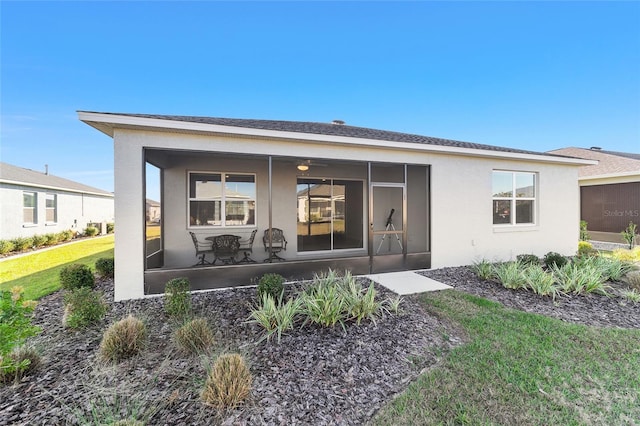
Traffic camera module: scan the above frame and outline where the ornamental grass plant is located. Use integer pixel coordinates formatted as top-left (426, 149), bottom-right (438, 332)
top-left (99, 315), bottom-right (147, 363)
top-left (247, 293), bottom-right (302, 343)
top-left (173, 317), bottom-right (215, 355)
top-left (493, 261), bottom-right (527, 290)
top-left (201, 353), bottom-right (252, 409)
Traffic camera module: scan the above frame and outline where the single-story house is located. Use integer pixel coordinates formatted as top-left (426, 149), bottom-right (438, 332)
top-left (146, 198), bottom-right (161, 223)
top-left (548, 147), bottom-right (640, 243)
top-left (79, 111), bottom-right (593, 301)
top-left (0, 162), bottom-right (114, 240)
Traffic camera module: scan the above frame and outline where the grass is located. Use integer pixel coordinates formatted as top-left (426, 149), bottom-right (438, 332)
top-left (373, 290), bottom-right (640, 425)
top-left (0, 235), bottom-right (114, 300)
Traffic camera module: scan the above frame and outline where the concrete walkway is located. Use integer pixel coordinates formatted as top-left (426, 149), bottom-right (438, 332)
top-left (365, 270), bottom-right (452, 295)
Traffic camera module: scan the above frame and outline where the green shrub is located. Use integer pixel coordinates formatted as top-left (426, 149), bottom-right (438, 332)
top-left (106, 223), bottom-right (115, 234)
top-left (201, 353), bottom-right (252, 409)
top-left (516, 254), bottom-right (539, 267)
top-left (301, 277), bottom-right (347, 329)
top-left (0, 287), bottom-right (40, 357)
top-left (164, 278), bottom-right (192, 320)
top-left (63, 288), bottom-right (108, 328)
top-left (84, 226), bottom-right (99, 237)
top-left (522, 264), bottom-right (560, 299)
top-left (471, 259), bottom-right (494, 280)
top-left (579, 220), bottom-right (590, 241)
top-left (621, 221), bottom-right (637, 249)
top-left (44, 233), bottom-right (60, 246)
top-left (59, 263), bottom-right (95, 290)
top-left (257, 273), bottom-right (285, 301)
top-left (248, 293), bottom-right (302, 343)
top-left (543, 252), bottom-right (568, 269)
top-left (577, 241), bottom-right (597, 257)
top-left (552, 258), bottom-right (609, 295)
top-left (493, 262), bottom-right (527, 290)
top-left (0, 240), bottom-right (15, 255)
top-left (96, 257), bottom-right (115, 278)
top-left (59, 230), bottom-right (74, 242)
top-left (341, 276), bottom-right (383, 325)
top-left (174, 318), bottom-right (215, 355)
top-left (99, 315), bottom-right (147, 363)
top-left (31, 234), bottom-right (48, 248)
top-left (611, 247), bottom-right (640, 263)
top-left (11, 236), bottom-right (33, 251)
top-left (0, 345), bottom-right (41, 384)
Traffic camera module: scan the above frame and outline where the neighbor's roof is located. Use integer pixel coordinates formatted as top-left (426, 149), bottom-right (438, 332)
top-left (0, 162), bottom-right (113, 197)
top-left (548, 147), bottom-right (640, 179)
top-left (78, 111), bottom-right (594, 165)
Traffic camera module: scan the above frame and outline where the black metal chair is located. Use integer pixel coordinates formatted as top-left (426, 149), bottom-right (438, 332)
top-left (263, 228), bottom-right (287, 262)
top-left (189, 231), bottom-right (214, 266)
top-left (211, 234), bottom-right (241, 265)
top-left (237, 229), bottom-right (258, 264)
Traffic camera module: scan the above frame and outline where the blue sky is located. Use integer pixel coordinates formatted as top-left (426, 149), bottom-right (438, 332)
top-left (2, 1), bottom-right (639, 194)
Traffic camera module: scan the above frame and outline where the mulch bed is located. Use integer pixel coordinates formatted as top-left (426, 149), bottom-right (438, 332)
top-left (2, 266), bottom-right (638, 425)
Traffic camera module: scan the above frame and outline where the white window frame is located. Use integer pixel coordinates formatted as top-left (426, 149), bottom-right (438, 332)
top-left (45, 193), bottom-right (57, 224)
top-left (187, 171), bottom-right (256, 229)
top-left (23, 191), bottom-right (37, 225)
top-left (492, 170), bottom-right (537, 226)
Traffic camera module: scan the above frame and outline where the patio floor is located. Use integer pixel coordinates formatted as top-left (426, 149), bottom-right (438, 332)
top-left (365, 270), bottom-right (452, 295)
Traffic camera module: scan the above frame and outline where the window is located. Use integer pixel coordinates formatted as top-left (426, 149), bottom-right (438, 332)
top-left (492, 171), bottom-right (536, 225)
top-left (23, 191), bottom-right (37, 224)
top-left (46, 193), bottom-right (57, 223)
top-left (188, 172), bottom-right (255, 227)
top-left (297, 178), bottom-right (364, 252)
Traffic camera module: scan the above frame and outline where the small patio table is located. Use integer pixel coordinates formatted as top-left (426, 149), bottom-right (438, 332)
top-left (206, 235), bottom-right (241, 265)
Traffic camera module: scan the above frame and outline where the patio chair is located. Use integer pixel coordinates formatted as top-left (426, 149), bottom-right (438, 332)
top-left (189, 231), bottom-right (214, 266)
top-left (237, 229), bottom-right (258, 264)
top-left (211, 234), bottom-right (241, 265)
top-left (263, 228), bottom-right (287, 262)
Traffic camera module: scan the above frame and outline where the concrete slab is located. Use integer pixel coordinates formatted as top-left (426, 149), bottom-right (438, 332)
top-left (364, 271), bottom-right (452, 295)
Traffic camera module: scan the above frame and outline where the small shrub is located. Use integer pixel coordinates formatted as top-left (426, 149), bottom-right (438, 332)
top-left (621, 221), bottom-right (637, 249)
top-left (625, 271), bottom-right (640, 291)
top-left (301, 277), bottom-right (347, 329)
top-left (0, 345), bottom-right (41, 384)
top-left (11, 236), bottom-right (33, 251)
top-left (96, 257), bottom-right (115, 278)
top-left (577, 241), bottom-right (597, 257)
top-left (59, 230), bottom-right (74, 242)
top-left (99, 315), bottom-right (147, 362)
top-left (385, 296), bottom-right (404, 315)
top-left (164, 278), bottom-right (192, 320)
top-left (552, 258), bottom-right (608, 295)
top-left (174, 318), bottom-right (215, 354)
top-left (84, 226), bottom-right (99, 237)
top-left (579, 220), bottom-right (590, 241)
top-left (201, 353), bottom-right (252, 409)
top-left (0, 287), bottom-right (40, 357)
top-left (59, 263), bottom-right (95, 290)
top-left (248, 293), bottom-right (302, 343)
top-left (599, 257), bottom-right (634, 282)
top-left (471, 259), bottom-right (494, 280)
top-left (31, 234), bottom-right (47, 248)
top-left (0, 240), bottom-right (15, 255)
top-left (522, 264), bottom-right (560, 299)
top-left (622, 289), bottom-right (640, 303)
top-left (106, 223), bottom-right (115, 234)
top-left (63, 288), bottom-right (107, 328)
top-left (611, 247), bottom-right (640, 263)
top-left (543, 252), bottom-right (568, 269)
top-left (257, 273), bottom-right (285, 301)
top-left (44, 233), bottom-right (60, 246)
top-left (342, 278), bottom-right (383, 325)
top-left (493, 261), bottom-right (527, 290)
top-left (516, 254), bottom-right (539, 267)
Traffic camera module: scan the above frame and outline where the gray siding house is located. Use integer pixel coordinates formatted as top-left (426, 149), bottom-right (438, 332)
top-left (0, 162), bottom-right (114, 239)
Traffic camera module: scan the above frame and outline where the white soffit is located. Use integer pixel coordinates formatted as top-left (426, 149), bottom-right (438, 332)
top-left (78, 111), bottom-right (595, 166)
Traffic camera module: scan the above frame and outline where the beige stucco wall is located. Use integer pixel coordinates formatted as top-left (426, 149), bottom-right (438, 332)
top-left (112, 128), bottom-right (581, 300)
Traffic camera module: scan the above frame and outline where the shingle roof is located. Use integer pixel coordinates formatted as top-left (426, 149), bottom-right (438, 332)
top-left (82, 111), bottom-right (561, 158)
top-left (0, 162), bottom-right (113, 196)
top-left (547, 147), bottom-right (640, 178)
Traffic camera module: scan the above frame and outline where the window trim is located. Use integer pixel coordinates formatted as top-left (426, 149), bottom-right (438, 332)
top-left (187, 170), bottom-right (257, 229)
top-left (492, 170), bottom-right (537, 227)
top-left (45, 193), bottom-right (57, 224)
top-left (23, 191), bottom-right (37, 225)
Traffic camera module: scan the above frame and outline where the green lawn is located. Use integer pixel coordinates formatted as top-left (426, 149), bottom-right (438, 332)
top-left (373, 290), bottom-right (640, 425)
top-left (0, 235), bottom-right (114, 300)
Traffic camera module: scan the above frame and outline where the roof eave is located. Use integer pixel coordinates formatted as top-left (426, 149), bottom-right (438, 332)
top-left (0, 178), bottom-right (114, 197)
top-left (78, 111), bottom-right (595, 166)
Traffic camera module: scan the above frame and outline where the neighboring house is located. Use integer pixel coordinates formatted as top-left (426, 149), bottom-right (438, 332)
top-left (0, 162), bottom-right (114, 240)
top-left (548, 147), bottom-right (640, 243)
top-left (146, 198), bottom-right (161, 223)
top-left (79, 111), bottom-right (592, 301)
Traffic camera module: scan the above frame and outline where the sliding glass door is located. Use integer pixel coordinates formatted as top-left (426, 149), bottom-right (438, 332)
top-left (296, 178), bottom-right (363, 252)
